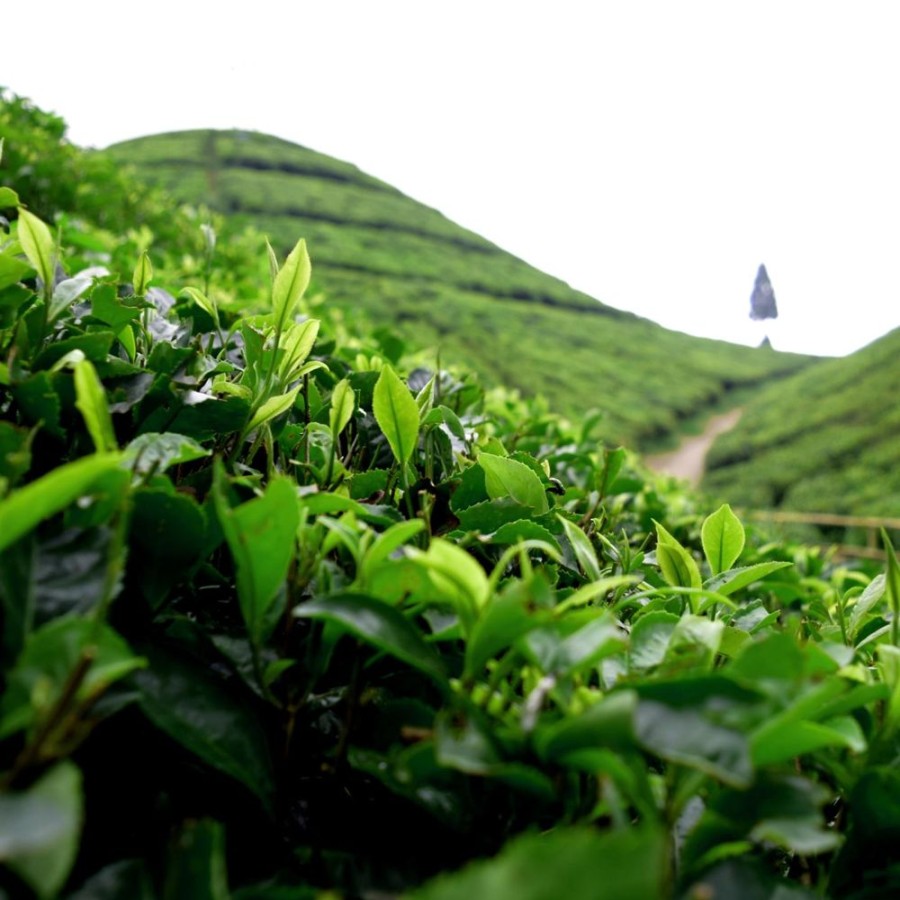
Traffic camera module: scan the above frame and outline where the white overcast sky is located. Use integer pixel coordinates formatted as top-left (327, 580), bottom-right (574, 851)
top-left (5, 1), bottom-right (899, 356)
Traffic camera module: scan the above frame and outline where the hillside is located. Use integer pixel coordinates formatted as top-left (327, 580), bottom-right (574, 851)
top-left (105, 129), bottom-right (811, 447)
top-left (703, 327), bottom-right (900, 516)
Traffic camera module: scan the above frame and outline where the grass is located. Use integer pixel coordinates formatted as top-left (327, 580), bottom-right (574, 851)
top-left (105, 129), bottom-right (812, 447)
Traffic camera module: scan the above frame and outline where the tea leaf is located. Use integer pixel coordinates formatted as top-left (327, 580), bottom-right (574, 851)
top-left (0, 186), bottom-right (20, 207)
top-left (271, 237), bottom-right (310, 332)
top-left (126, 432), bottom-right (211, 476)
top-left (654, 521), bottom-right (702, 589)
top-left (635, 699), bottom-right (753, 787)
top-left (848, 574), bottom-right (886, 639)
top-left (16, 207), bottom-right (56, 297)
top-left (526, 613), bottom-right (625, 678)
top-left (245, 384), bottom-right (301, 434)
top-left (213, 467), bottom-right (299, 645)
top-left (558, 514), bottom-right (601, 580)
top-left (74, 359), bottom-right (117, 453)
top-left (265, 238), bottom-right (279, 284)
top-left (704, 561), bottom-right (792, 597)
top-left (0, 453), bottom-right (123, 552)
top-left (180, 286), bottom-right (219, 326)
top-left (535, 690), bottom-right (638, 761)
top-left (751, 717), bottom-right (865, 767)
top-left (479, 453), bottom-right (548, 515)
top-left (329, 377), bottom-right (355, 441)
top-left (360, 518), bottom-right (425, 582)
top-left (294, 593), bottom-right (447, 685)
top-left (278, 318), bottom-right (319, 381)
top-left (465, 578), bottom-right (552, 677)
top-left (701, 504), bottom-right (745, 575)
top-left (0, 251), bottom-right (33, 291)
top-left (132, 251), bottom-right (153, 296)
top-left (373, 364), bottom-right (419, 466)
top-left (630, 611), bottom-right (680, 670)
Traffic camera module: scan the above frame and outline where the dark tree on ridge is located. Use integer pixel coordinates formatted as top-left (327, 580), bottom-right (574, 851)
top-left (750, 263), bottom-right (778, 321)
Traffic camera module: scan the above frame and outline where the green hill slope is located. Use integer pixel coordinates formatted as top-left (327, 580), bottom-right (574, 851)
top-left (703, 327), bottom-right (900, 515)
top-left (105, 129), bottom-right (810, 446)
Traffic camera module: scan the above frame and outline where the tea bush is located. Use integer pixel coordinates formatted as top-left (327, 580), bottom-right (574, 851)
top-left (2, 121), bottom-right (900, 900)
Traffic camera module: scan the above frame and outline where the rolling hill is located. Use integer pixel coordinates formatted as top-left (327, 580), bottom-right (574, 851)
top-left (104, 129), bottom-right (811, 447)
top-left (703, 327), bottom-right (900, 517)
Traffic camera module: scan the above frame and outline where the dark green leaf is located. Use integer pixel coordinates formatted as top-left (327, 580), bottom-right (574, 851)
top-left (31, 526), bottom-right (118, 623)
top-left (489, 519), bottom-right (559, 548)
top-left (161, 394), bottom-right (252, 441)
top-left (465, 578), bottom-right (553, 677)
top-left (525, 613), bottom-right (625, 678)
top-left (635, 700), bottom-right (753, 787)
top-left (683, 859), bottom-right (819, 899)
top-left (32, 332), bottom-right (114, 371)
top-left (11, 371), bottom-right (62, 436)
top-left (434, 708), bottom-right (500, 774)
top-left (90, 282), bottom-right (146, 331)
top-left (214, 468), bottom-right (299, 645)
top-left (535, 690), bottom-right (638, 761)
top-left (294, 593), bottom-right (448, 684)
top-left (130, 488), bottom-right (209, 605)
top-left (0, 420), bottom-right (32, 484)
top-left (127, 431), bottom-right (211, 476)
top-left (134, 644), bottom-right (274, 808)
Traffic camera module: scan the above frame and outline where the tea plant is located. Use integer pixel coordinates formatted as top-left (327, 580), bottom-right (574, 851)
top-left (2, 132), bottom-right (900, 900)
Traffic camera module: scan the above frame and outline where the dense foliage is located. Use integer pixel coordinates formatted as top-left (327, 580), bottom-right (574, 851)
top-left (106, 129), bottom-right (812, 447)
top-left (4, 108), bottom-right (900, 899)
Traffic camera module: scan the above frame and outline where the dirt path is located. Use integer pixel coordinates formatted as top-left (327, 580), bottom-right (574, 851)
top-left (644, 407), bottom-right (744, 487)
